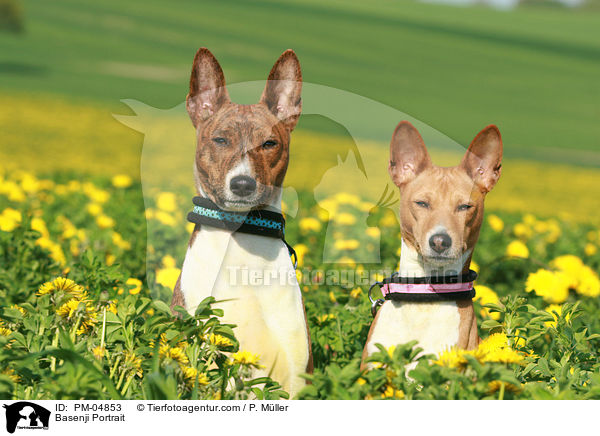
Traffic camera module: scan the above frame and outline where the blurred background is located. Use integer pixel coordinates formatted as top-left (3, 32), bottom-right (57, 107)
top-left (0, 0), bottom-right (599, 221)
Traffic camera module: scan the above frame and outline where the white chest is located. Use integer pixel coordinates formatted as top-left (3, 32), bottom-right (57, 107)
top-left (366, 300), bottom-right (460, 358)
top-left (179, 227), bottom-right (309, 396)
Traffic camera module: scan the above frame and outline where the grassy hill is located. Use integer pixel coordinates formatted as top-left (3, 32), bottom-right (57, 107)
top-left (0, 0), bottom-right (599, 161)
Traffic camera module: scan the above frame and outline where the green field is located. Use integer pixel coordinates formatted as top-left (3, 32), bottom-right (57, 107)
top-left (1, 0), bottom-right (599, 165)
top-left (1, 0), bottom-right (600, 401)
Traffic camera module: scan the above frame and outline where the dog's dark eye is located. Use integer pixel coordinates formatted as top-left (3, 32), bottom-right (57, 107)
top-left (262, 140), bottom-right (278, 149)
top-left (457, 204), bottom-right (473, 211)
top-left (415, 201), bottom-right (429, 209)
top-left (212, 137), bottom-right (228, 146)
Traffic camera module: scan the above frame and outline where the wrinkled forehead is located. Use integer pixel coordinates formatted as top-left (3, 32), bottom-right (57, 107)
top-left (202, 103), bottom-right (287, 138)
top-left (404, 166), bottom-right (479, 200)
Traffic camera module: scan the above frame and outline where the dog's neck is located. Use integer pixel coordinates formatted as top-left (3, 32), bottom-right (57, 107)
top-left (398, 239), bottom-right (472, 278)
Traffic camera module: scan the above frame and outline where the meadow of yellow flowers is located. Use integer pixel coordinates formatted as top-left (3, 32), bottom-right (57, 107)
top-left (1, 158), bottom-right (600, 399)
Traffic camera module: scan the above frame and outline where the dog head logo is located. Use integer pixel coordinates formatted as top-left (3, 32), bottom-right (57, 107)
top-left (3, 402), bottom-right (50, 433)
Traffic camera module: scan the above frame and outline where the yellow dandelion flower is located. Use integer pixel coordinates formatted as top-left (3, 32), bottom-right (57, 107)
top-left (335, 192), bottom-right (361, 205)
top-left (317, 208), bottom-right (329, 222)
top-left (107, 301), bottom-right (118, 315)
top-left (329, 291), bottom-right (337, 303)
top-left (470, 260), bottom-right (480, 274)
top-left (31, 217), bottom-right (49, 238)
top-left (544, 304), bottom-right (569, 328)
top-left (92, 345), bottom-right (106, 359)
top-left (162, 254), bottom-right (176, 268)
top-left (156, 267), bottom-right (181, 290)
top-left (434, 347), bottom-right (469, 369)
top-left (293, 243), bottom-right (308, 268)
top-left (21, 173), bottom-right (40, 194)
top-left (473, 285), bottom-right (500, 320)
top-left (124, 351), bottom-right (143, 377)
top-left (506, 240), bottom-right (529, 258)
top-left (106, 253), bottom-right (116, 266)
top-left (350, 287), bottom-right (362, 299)
top-left (37, 277), bottom-right (84, 297)
top-left (86, 203), bottom-right (103, 217)
top-left (111, 174), bottom-right (132, 188)
top-left (0, 326), bottom-right (12, 336)
top-left (478, 333), bottom-right (509, 355)
top-left (585, 243), bottom-right (597, 256)
top-left (299, 217), bottom-right (322, 233)
top-left (111, 232), bottom-right (131, 250)
top-left (82, 183), bottom-right (109, 204)
top-left (96, 214), bottom-right (115, 229)
top-left (366, 227), bottom-right (381, 238)
top-left (126, 278), bottom-right (142, 295)
top-left (544, 220), bottom-right (561, 243)
top-left (380, 211), bottom-right (398, 228)
top-left (232, 350), bottom-right (262, 367)
top-left (156, 192), bottom-right (177, 212)
top-left (10, 304), bottom-right (26, 317)
top-left (523, 214), bottom-right (536, 225)
top-left (577, 266), bottom-right (600, 298)
top-left (525, 269), bottom-right (570, 303)
top-left (334, 239), bottom-right (360, 251)
top-left (550, 255), bottom-right (583, 288)
top-left (154, 210), bottom-right (176, 227)
top-left (186, 369), bottom-right (209, 386)
top-left (481, 348), bottom-right (524, 364)
top-left (36, 238), bottom-right (66, 266)
top-left (0, 216), bottom-right (18, 232)
top-left (168, 347), bottom-right (189, 365)
top-left (0, 208), bottom-right (22, 232)
top-left (181, 366), bottom-right (198, 381)
top-left (333, 212), bottom-right (357, 226)
top-left (0, 180), bottom-right (25, 202)
top-left (208, 333), bottom-right (234, 348)
top-left (2, 368), bottom-right (20, 383)
top-left (56, 299), bottom-right (85, 319)
top-left (359, 201), bottom-right (375, 212)
top-left (513, 223), bottom-right (532, 239)
top-left (487, 214), bottom-right (504, 232)
top-left (316, 314), bottom-right (336, 324)
top-left (381, 384), bottom-right (405, 399)
top-left (57, 216), bottom-right (77, 239)
top-left (186, 222), bottom-right (195, 233)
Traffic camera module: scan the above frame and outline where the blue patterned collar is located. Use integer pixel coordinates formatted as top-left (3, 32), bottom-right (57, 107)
top-left (187, 197), bottom-right (297, 267)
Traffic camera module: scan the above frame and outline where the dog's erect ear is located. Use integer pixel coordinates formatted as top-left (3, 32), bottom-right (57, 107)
top-left (388, 121), bottom-right (432, 187)
top-left (260, 49), bottom-right (302, 130)
top-left (460, 125), bottom-right (503, 193)
top-left (186, 47), bottom-right (230, 128)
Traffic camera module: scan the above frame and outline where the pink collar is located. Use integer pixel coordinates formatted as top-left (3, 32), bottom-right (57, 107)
top-left (381, 280), bottom-right (474, 297)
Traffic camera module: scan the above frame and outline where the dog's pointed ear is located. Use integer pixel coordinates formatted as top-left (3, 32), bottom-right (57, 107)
top-left (260, 49), bottom-right (302, 130)
top-left (186, 47), bottom-right (230, 128)
top-left (460, 125), bottom-right (503, 193)
top-left (388, 121), bottom-right (432, 187)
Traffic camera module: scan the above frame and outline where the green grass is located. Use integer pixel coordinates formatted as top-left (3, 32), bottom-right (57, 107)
top-left (0, 0), bottom-right (599, 165)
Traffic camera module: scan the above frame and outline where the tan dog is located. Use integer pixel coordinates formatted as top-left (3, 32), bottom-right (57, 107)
top-left (362, 121), bottom-right (502, 366)
top-left (171, 48), bottom-right (312, 396)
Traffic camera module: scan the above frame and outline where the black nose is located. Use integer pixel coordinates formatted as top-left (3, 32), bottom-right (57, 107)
top-left (229, 175), bottom-right (256, 197)
top-left (429, 233), bottom-right (452, 254)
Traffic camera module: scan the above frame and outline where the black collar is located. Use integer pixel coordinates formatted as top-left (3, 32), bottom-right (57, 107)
top-left (368, 269), bottom-right (478, 316)
top-left (187, 196), bottom-right (297, 267)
